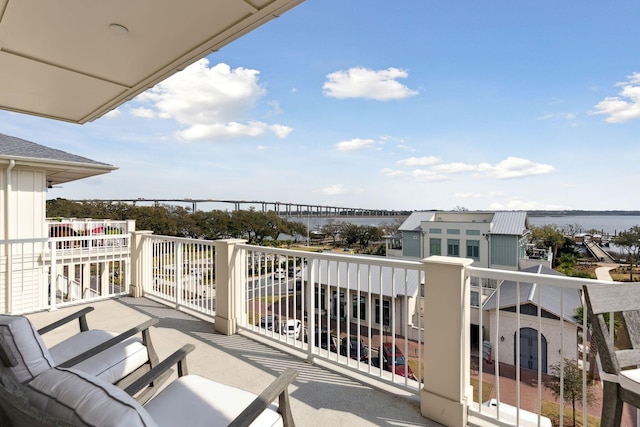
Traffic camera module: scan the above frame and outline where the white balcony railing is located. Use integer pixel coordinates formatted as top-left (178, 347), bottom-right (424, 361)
top-left (1, 224), bottom-right (132, 314)
top-left (3, 229), bottom-right (618, 426)
top-left (143, 235), bottom-right (216, 317)
top-left (467, 266), bottom-right (609, 427)
top-left (241, 244), bottom-right (425, 391)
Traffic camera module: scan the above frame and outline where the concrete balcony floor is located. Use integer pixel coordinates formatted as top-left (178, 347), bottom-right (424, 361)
top-left (27, 297), bottom-right (440, 427)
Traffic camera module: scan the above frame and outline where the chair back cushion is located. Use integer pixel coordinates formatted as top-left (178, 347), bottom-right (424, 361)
top-left (27, 367), bottom-right (158, 427)
top-left (0, 315), bottom-right (54, 383)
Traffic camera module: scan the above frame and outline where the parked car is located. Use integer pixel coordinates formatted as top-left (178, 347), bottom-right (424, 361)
top-left (273, 269), bottom-right (286, 280)
top-left (304, 327), bottom-right (337, 352)
top-left (339, 336), bottom-right (368, 361)
top-left (257, 315), bottom-right (279, 332)
top-left (281, 319), bottom-right (302, 339)
top-left (374, 343), bottom-right (416, 380)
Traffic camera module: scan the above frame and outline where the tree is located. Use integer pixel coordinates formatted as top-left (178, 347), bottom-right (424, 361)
top-left (546, 358), bottom-right (594, 427)
top-left (340, 223), bottom-right (360, 247)
top-left (281, 220), bottom-right (307, 244)
top-left (612, 225), bottom-right (640, 281)
top-left (357, 225), bottom-right (382, 249)
top-left (193, 210), bottom-right (231, 240)
top-left (530, 225), bottom-right (565, 265)
top-left (320, 220), bottom-right (342, 244)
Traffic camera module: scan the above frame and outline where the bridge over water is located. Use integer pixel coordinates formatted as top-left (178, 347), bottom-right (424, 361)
top-left (70, 198), bottom-right (412, 218)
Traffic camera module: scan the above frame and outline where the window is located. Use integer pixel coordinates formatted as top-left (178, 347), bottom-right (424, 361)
top-left (447, 239), bottom-right (460, 256)
top-left (466, 229), bottom-right (481, 236)
top-left (429, 238), bottom-right (441, 256)
top-left (471, 290), bottom-right (479, 307)
top-left (466, 240), bottom-right (480, 261)
top-left (429, 228), bottom-right (441, 234)
top-left (352, 295), bottom-right (366, 320)
top-left (375, 299), bottom-right (390, 326)
top-left (447, 229), bottom-right (460, 235)
top-left (314, 287), bottom-right (326, 310)
top-left (332, 291), bottom-right (346, 320)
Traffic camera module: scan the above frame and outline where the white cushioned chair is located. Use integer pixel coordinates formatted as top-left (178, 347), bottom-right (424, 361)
top-left (0, 307), bottom-right (159, 393)
top-left (0, 341), bottom-right (298, 427)
top-left (583, 282), bottom-right (640, 427)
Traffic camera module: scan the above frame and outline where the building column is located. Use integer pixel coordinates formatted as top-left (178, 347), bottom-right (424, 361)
top-left (129, 230), bottom-right (153, 298)
top-left (214, 239), bottom-right (247, 335)
top-left (420, 255), bottom-right (474, 427)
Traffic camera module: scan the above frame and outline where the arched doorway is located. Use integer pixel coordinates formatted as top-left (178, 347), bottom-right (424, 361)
top-left (515, 327), bottom-right (547, 374)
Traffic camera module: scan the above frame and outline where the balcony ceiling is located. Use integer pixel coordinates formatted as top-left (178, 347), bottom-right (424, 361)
top-left (0, 0), bottom-right (304, 124)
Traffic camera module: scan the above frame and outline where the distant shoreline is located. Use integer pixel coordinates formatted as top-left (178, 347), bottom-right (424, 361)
top-left (526, 210), bottom-right (640, 217)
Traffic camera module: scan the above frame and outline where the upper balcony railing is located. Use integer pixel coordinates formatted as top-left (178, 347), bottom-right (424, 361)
top-left (1, 221), bottom-right (133, 314)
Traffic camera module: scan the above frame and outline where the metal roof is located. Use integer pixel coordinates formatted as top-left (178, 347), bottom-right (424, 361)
top-left (491, 211), bottom-right (528, 235)
top-left (398, 211), bottom-right (435, 232)
top-left (0, 0), bottom-right (304, 124)
top-left (399, 211), bottom-right (528, 237)
top-left (482, 264), bottom-right (582, 325)
top-left (0, 133), bottom-right (116, 185)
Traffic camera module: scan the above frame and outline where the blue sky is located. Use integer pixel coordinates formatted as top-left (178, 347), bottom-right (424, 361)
top-left (3, 0), bottom-right (640, 211)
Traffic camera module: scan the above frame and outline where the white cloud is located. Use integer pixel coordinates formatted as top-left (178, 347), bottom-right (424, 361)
top-left (591, 72), bottom-right (640, 123)
top-left (321, 184), bottom-right (348, 195)
top-left (323, 67), bottom-right (418, 100)
top-left (130, 107), bottom-right (157, 119)
top-left (432, 157), bottom-right (555, 179)
top-left (411, 169), bottom-right (448, 181)
top-left (104, 109), bottom-right (122, 119)
top-left (397, 156), bottom-right (441, 166)
top-left (175, 121), bottom-right (291, 140)
top-left (432, 162), bottom-right (480, 173)
top-left (133, 59), bottom-right (291, 140)
top-left (379, 168), bottom-right (407, 177)
top-left (479, 157), bottom-right (555, 179)
top-left (335, 138), bottom-right (377, 152)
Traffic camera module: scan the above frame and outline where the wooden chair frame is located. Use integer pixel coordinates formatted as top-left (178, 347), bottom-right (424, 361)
top-left (583, 282), bottom-right (640, 427)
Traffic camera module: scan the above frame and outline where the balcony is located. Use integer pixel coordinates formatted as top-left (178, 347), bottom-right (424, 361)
top-left (1, 223), bottom-right (629, 426)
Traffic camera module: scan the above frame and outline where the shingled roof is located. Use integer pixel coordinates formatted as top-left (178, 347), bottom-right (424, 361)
top-left (0, 133), bottom-right (109, 165)
top-left (0, 133), bottom-right (116, 185)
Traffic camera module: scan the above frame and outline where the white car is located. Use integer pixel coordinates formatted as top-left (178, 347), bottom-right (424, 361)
top-left (273, 269), bottom-right (286, 280)
top-left (281, 319), bottom-right (302, 339)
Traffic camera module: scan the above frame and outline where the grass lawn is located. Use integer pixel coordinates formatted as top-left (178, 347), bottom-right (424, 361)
top-left (470, 378), bottom-right (493, 404)
top-left (540, 401), bottom-right (600, 427)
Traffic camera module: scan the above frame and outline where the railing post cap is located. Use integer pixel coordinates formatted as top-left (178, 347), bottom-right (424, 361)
top-left (421, 255), bottom-right (474, 268)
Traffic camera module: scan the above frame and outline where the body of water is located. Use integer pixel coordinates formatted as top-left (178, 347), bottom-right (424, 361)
top-left (527, 215), bottom-right (640, 236)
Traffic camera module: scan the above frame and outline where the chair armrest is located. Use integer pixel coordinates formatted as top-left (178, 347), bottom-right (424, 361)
top-left (229, 368), bottom-right (298, 427)
top-left (124, 344), bottom-right (195, 397)
top-left (57, 318), bottom-right (158, 368)
top-left (37, 306), bottom-right (95, 335)
top-left (617, 349), bottom-right (640, 369)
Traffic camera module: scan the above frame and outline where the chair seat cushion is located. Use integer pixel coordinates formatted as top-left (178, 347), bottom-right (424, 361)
top-left (620, 368), bottom-right (640, 394)
top-left (48, 330), bottom-right (149, 384)
top-left (145, 375), bottom-right (283, 427)
top-left (27, 367), bottom-right (158, 427)
top-left (0, 315), bottom-right (54, 383)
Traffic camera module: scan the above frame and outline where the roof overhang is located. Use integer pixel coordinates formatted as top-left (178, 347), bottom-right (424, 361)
top-left (0, 0), bottom-right (304, 124)
top-left (0, 156), bottom-right (117, 186)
